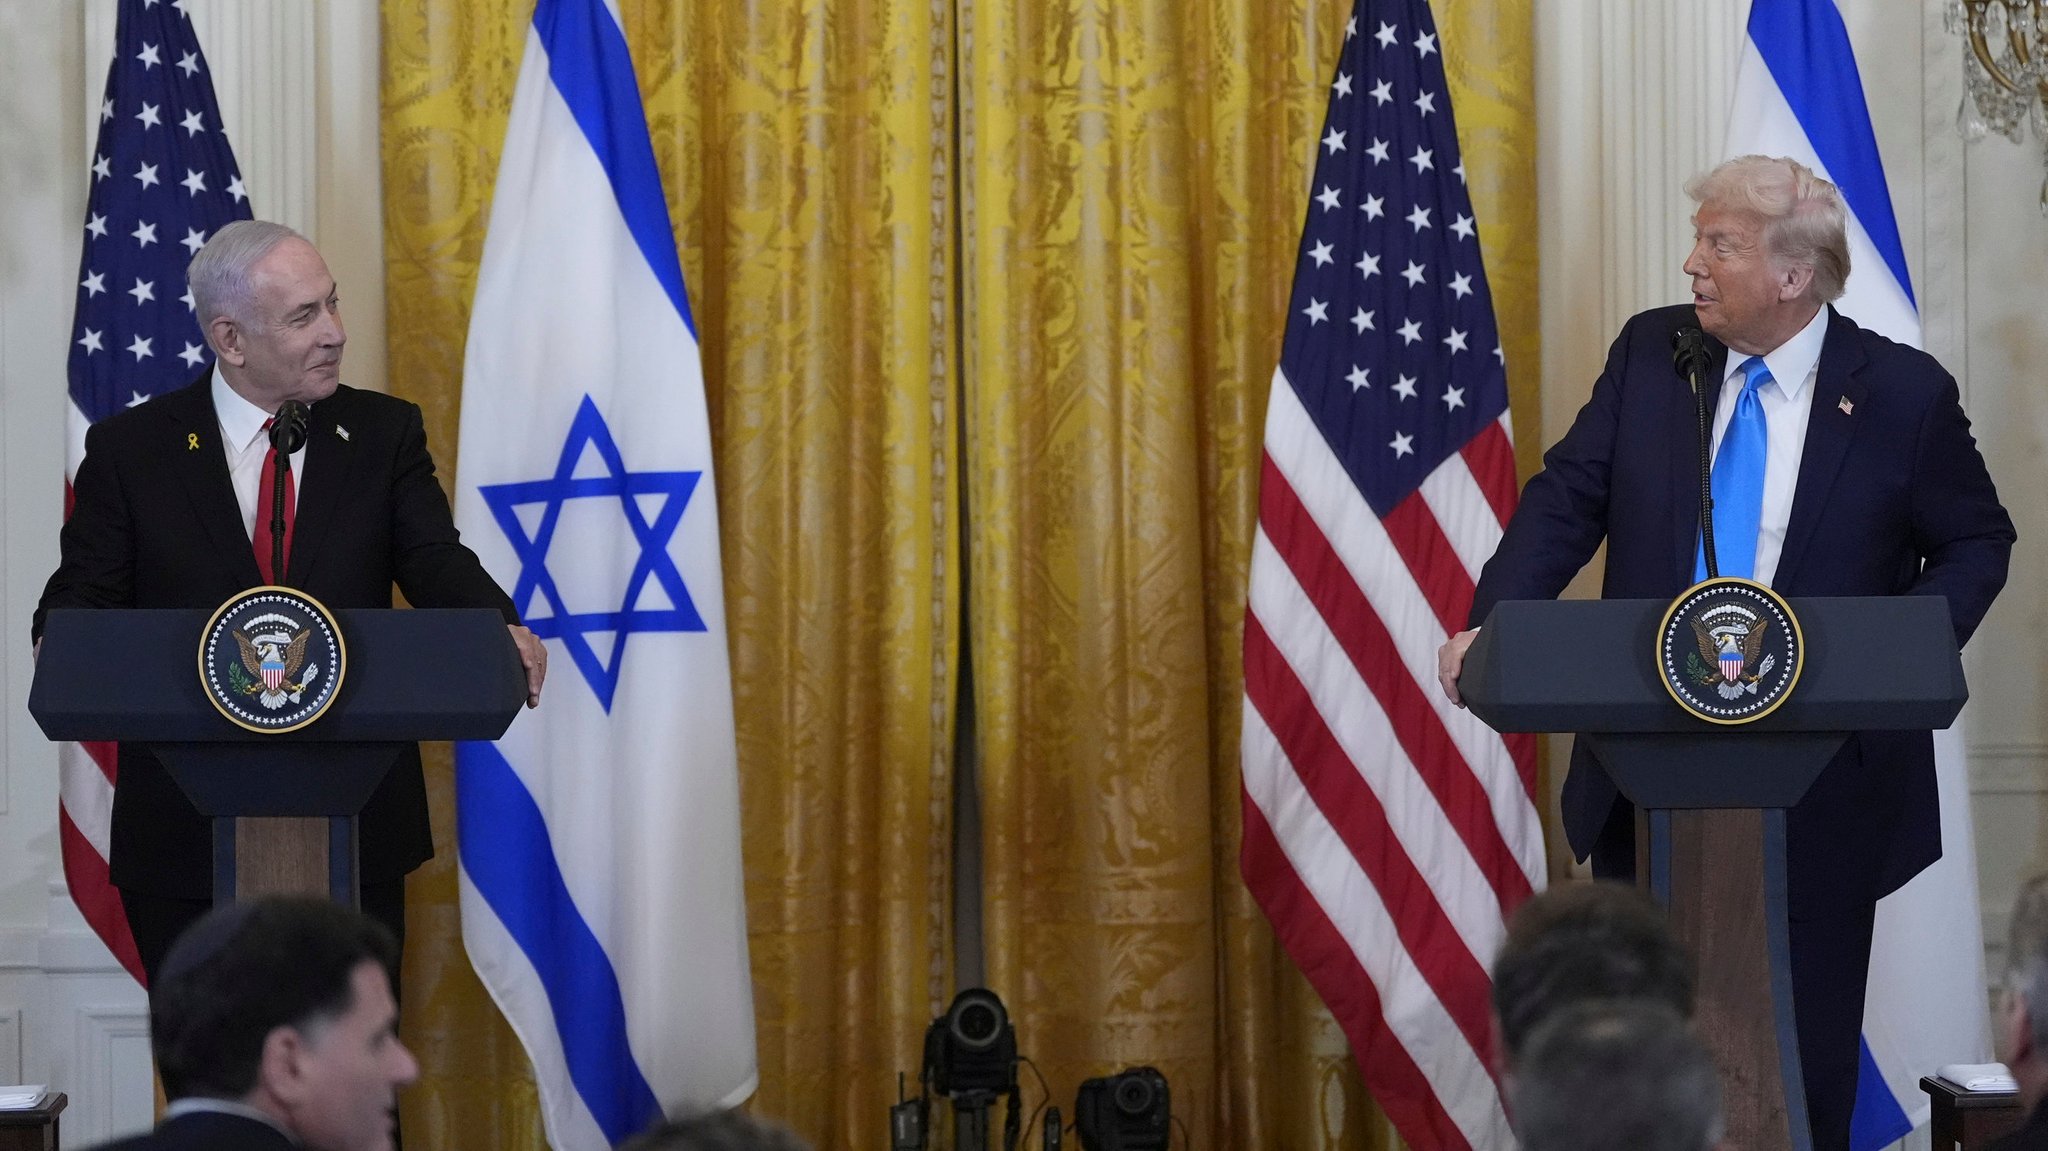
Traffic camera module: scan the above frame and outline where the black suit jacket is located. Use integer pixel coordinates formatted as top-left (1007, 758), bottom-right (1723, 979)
top-left (1987, 1098), bottom-right (2048, 1151)
top-left (1470, 305), bottom-right (2014, 918)
top-left (36, 377), bottom-right (517, 898)
top-left (88, 1110), bottom-right (297, 1151)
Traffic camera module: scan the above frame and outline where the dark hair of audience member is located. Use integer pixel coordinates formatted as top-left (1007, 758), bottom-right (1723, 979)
top-left (149, 898), bottom-right (400, 1101)
top-left (1509, 1000), bottom-right (1722, 1151)
top-left (1491, 880), bottom-right (1694, 1063)
top-left (622, 1109), bottom-right (811, 1151)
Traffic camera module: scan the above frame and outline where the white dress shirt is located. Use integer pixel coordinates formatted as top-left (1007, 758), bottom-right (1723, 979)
top-left (162, 1096), bottom-right (299, 1142)
top-left (1705, 305), bottom-right (1829, 587)
top-left (212, 367), bottom-right (305, 542)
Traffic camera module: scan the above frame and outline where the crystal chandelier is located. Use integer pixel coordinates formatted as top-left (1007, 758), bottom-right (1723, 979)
top-left (1947, 0), bottom-right (2048, 209)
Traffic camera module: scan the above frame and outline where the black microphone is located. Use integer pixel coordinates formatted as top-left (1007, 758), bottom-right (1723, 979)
top-left (1671, 327), bottom-right (1717, 579)
top-left (1671, 326), bottom-right (1712, 392)
top-left (270, 399), bottom-right (311, 454)
top-left (265, 400), bottom-right (309, 585)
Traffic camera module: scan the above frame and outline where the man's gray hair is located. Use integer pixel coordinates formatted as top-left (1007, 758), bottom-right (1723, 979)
top-left (1686, 154), bottom-right (1851, 304)
top-left (2007, 872), bottom-right (2048, 1055)
top-left (1509, 1000), bottom-right (1723, 1151)
top-left (187, 220), bottom-right (307, 334)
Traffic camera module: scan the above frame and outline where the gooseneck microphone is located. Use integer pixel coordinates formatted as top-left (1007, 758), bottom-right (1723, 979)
top-left (1672, 327), bottom-right (1717, 580)
top-left (267, 400), bottom-right (310, 584)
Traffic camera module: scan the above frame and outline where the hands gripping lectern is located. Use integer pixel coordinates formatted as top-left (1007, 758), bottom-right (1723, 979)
top-left (29, 598), bottom-right (526, 908)
top-left (1459, 591), bottom-right (1966, 1151)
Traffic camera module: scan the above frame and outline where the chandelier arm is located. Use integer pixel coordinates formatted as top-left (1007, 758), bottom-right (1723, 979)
top-left (1970, 22), bottom-right (2029, 94)
top-left (2006, 15), bottom-right (2034, 73)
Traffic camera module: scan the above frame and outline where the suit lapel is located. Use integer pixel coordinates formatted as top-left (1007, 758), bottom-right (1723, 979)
top-left (286, 390), bottom-right (355, 586)
top-left (1775, 308), bottom-right (1867, 590)
top-left (1671, 334), bottom-right (1731, 585)
top-left (163, 379), bottom-right (264, 588)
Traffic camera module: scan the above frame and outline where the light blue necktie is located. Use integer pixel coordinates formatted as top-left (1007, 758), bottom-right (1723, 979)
top-left (1694, 355), bottom-right (1771, 582)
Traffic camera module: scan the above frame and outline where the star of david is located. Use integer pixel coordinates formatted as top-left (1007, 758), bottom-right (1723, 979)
top-left (479, 396), bottom-right (703, 712)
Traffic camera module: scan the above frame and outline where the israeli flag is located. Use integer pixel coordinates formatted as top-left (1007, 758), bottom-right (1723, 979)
top-left (453, 1), bottom-right (756, 1146)
top-left (1726, 3), bottom-right (1992, 1146)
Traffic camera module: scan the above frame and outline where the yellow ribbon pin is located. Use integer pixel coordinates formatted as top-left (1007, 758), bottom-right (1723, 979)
top-left (187, 433), bottom-right (200, 451)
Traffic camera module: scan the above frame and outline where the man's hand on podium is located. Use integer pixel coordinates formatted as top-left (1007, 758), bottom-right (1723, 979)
top-left (509, 624), bottom-right (546, 708)
top-left (1437, 627), bottom-right (1478, 707)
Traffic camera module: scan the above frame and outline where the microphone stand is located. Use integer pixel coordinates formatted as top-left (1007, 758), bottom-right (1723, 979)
top-left (1674, 330), bottom-right (1717, 581)
top-left (1692, 363), bottom-right (1716, 580)
top-left (269, 446), bottom-right (290, 586)
top-left (267, 400), bottom-right (308, 587)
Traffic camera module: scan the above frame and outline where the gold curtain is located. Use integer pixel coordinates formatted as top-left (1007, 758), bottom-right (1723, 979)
top-left (379, 0), bottom-right (1533, 1147)
top-left (963, 2), bottom-right (1535, 1149)
top-left (379, 1), bottom-right (957, 1148)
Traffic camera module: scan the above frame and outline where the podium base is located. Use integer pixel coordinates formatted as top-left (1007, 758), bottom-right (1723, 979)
top-left (1639, 807), bottom-right (1811, 1151)
top-left (213, 816), bottom-right (360, 907)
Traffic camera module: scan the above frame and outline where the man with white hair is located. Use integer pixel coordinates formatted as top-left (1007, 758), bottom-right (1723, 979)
top-left (35, 220), bottom-right (548, 982)
top-left (1436, 155), bottom-right (2013, 1147)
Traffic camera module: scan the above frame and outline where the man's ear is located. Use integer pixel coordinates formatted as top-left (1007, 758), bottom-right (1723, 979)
top-left (256, 1025), bottom-right (312, 1106)
top-left (1777, 261), bottom-right (1816, 303)
top-left (1487, 1007), bottom-right (1511, 1079)
top-left (208, 317), bottom-right (245, 367)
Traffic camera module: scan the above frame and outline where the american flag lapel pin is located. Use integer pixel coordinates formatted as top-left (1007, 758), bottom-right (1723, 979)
top-left (1837, 396), bottom-right (1853, 416)
top-left (335, 424), bottom-right (350, 442)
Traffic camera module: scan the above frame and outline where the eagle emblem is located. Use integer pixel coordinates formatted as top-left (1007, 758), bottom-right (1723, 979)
top-left (1658, 578), bottom-right (1802, 724)
top-left (231, 613), bottom-right (322, 709)
top-left (1689, 614), bottom-right (1776, 700)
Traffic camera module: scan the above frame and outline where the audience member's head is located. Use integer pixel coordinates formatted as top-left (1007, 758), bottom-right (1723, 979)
top-left (2001, 872), bottom-right (2048, 1107)
top-left (150, 898), bottom-right (417, 1151)
top-left (621, 1109), bottom-right (812, 1151)
top-left (1509, 1000), bottom-right (1723, 1151)
top-left (1490, 880), bottom-right (1693, 1068)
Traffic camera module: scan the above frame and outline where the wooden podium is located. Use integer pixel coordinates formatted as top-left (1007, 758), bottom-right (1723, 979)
top-left (29, 607), bottom-right (525, 906)
top-left (1460, 595), bottom-right (1967, 1151)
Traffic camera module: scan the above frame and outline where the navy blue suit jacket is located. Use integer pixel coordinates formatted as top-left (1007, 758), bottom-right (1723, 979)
top-left (88, 1110), bottom-right (295, 1151)
top-left (1470, 304), bottom-right (2013, 918)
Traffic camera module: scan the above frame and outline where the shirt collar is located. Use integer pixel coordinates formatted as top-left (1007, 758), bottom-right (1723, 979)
top-left (1722, 305), bottom-right (1829, 403)
top-left (163, 1097), bottom-right (299, 1144)
top-left (211, 366), bottom-right (278, 453)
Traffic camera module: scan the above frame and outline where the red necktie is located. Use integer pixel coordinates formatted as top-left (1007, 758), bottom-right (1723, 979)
top-left (253, 418), bottom-right (296, 584)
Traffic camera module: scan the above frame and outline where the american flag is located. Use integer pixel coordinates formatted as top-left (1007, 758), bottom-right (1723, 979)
top-left (1239, 1), bottom-right (1543, 1147)
top-left (62, 0), bottom-right (250, 985)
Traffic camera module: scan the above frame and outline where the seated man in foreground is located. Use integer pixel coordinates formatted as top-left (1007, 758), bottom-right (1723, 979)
top-left (1489, 879), bottom-right (1694, 1070)
top-left (1990, 872), bottom-right (2048, 1151)
top-left (88, 898), bottom-right (417, 1151)
top-left (1510, 1000), bottom-right (1724, 1151)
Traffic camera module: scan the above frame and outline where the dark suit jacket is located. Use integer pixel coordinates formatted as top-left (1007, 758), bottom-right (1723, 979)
top-left (1469, 305), bottom-right (2014, 918)
top-left (1987, 1098), bottom-right (2048, 1151)
top-left (35, 377), bottom-right (517, 898)
top-left (88, 1110), bottom-right (296, 1151)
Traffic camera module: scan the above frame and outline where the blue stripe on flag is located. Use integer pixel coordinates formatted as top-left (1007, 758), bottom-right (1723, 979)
top-left (456, 740), bottom-right (662, 1144)
top-left (1847, 1035), bottom-right (1912, 1151)
top-left (532, 0), bottom-right (698, 336)
top-left (1746, 0), bottom-right (1915, 308)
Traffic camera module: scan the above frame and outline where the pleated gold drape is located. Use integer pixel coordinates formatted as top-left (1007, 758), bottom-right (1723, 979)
top-left (380, 1), bottom-right (957, 1148)
top-left (963, 1), bottom-right (1536, 1148)
top-left (379, 0), bottom-right (1534, 1147)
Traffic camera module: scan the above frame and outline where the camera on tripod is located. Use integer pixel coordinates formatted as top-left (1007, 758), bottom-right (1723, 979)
top-left (924, 988), bottom-right (1018, 1097)
top-left (1074, 1066), bottom-right (1170, 1151)
top-left (893, 988), bottom-right (1022, 1151)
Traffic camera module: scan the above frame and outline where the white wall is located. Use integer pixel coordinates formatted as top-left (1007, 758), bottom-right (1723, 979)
top-left (0, 1), bottom-right (383, 1140)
